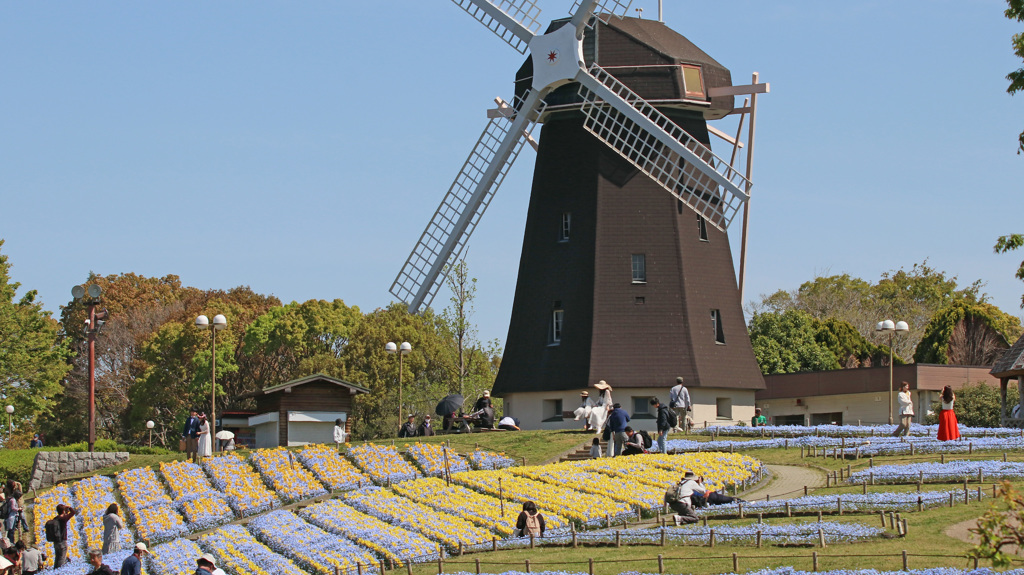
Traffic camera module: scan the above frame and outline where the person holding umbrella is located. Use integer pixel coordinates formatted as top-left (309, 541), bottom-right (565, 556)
top-left (436, 394), bottom-right (465, 432)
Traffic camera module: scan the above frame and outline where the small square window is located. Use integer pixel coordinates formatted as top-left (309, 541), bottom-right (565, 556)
top-left (634, 296), bottom-right (645, 305)
top-left (711, 309), bottom-right (725, 344)
top-left (716, 397), bottom-right (732, 419)
top-left (682, 65), bottom-right (705, 99)
top-left (632, 254), bottom-right (646, 283)
top-left (543, 399), bottom-right (563, 422)
top-left (559, 212), bottom-right (571, 242)
top-left (698, 215), bottom-right (708, 242)
top-left (632, 397), bottom-right (651, 417)
top-left (550, 309), bottom-right (564, 345)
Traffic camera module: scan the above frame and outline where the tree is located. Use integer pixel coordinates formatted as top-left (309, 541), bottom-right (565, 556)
top-left (748, 310), bottom-right (840, 374)
top-left (1006, 1), bottom-right (1024, 153)
top-left (440, 259), bottom-right (502, 400)
top-left (0, 240), bottom-right (72, 439)
top-left (813, 318), bottom-right (888, 368)
top-left (995, 234), bottom-right (1024, 307)
top-left (914, 300), bottom-right (1022, 365)
top-left (970, 481), bottom-right (1024, 567)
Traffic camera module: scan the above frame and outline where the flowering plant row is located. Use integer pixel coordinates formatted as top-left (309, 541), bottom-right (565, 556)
top-left (348, 444), bottom-right (421, 484)
top-left (577, 453), bottom-right (762, 494)
top-left (511, 466), bottom-right (663, 508)
top-left (848, 460), bottom-right (1024, 484)
top-left (691, 423), bottom-right (1023, 438)
top-left (300, 499), bottom-right (439, 565)
top-left (250, 447), bottom-right (328, 502)
top-left (34, 484), bottom-right (82, 569)
top-left (407, 443), bottom-right (470, 477)
top-left (131, 503), bottom-right (190, 543)
top-left (343, 485), bottom-right (494, 550)
top-left (443, 568), bottom-right (1024, 575)
top-left (248, 510), bottom-right (378, 575)
top-left (697, 489), bottom-right (985, 516)
top-left (149, 538), bottom-right (205, 575)
top-left (452, 469), bottom-right (633, 526)
top-left (297, 443), bottom-right (371, 491)
top-left (160, 460), bottom-right (219, 503)
top-left (72, 476), bottom-right (133, 554)
top-left (467, 449), bottom-right (517, 470)
top-left (116, 466), bottom-right (173, 511)
top-left (178, 492), bottom-right (236, 531)
top-left (203, 452), bottom-right (280, 516)
top-left (199, 524), bottom-right (306, 575)
top-left (391, 477), bottom-right (568, 536)
top-left (49, 549), bottom-right (134, 575)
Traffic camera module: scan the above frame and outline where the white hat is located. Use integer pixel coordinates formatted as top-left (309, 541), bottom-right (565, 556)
top-left (0, 556), bottom-right (11, 570)
top-left (134, 542), bottom-right (150, 555)
top-left (580, 391), bottom-right (589, 397)
top-left (198, 553), bottom-right (216, 566)
top-left (482, 390), bottom-right (490, 397)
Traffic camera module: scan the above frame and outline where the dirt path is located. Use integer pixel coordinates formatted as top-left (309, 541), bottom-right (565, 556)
top-left (740, 464), bottom-right (826, 501)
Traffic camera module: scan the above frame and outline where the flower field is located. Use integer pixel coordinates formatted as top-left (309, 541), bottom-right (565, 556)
top-left (299, 499), bottom-right (439, 564)
top-left (248, 510), bottom-right (378, 575)
top-left (468, 449), bottom-right (517, 470)
top-left (203, 452), bottom-right (280, 516)
top-left (250, 447), bottom-right (329, 502)
top-left (160, 460), bottom-right (219, 502)
top-left (150, 538), bottom-right (204, 575)
top-left (348, 443), bottom-right (421, 484)
top-left (692, 423), bottom-right (1024, 438)
top-left (407, 442), bottom-right (471, 476)
top-left (297, 443), bottom-right (371, 490)
top-left (848, 460), bottom-right (1024, 484)
top-left (71, 476), bottom-right (132, 553)
top-left (199, 524), bottom-right (307, 575)
top-left (34, 483), bottom-right (82, 569)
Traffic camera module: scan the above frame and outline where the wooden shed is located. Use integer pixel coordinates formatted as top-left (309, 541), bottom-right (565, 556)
top-left (241, 374), bottom-right (369, 448)
top-left (993, 335), bottom-right (1024, 427)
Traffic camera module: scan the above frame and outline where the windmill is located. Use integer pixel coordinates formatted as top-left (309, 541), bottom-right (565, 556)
top-left (391, 0), bottom-right (769, 427)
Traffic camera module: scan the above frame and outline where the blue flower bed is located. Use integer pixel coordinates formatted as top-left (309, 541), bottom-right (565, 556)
top-left (248, 510), bottom-right (378, 575)
top-left (467, 449), bottom-right (517, 470)
top-left (667, 435), bottom-right (1024, 456)
top-left (848, 460), bottom-right (1024, 484)
top-left (199, 524), bottom-right (307, 575)
top-left (692, 423), bottom-right (1022, 438)
top-left (698, 489), bottom-right (984, 516)
top-left (447, 569), bottom-right (1024, 575)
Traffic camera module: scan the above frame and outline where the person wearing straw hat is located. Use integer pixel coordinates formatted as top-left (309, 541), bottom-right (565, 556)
top-left (573, 390), bottom-right (596, 431)
top-left (120, 543), bottom-right (149, 575)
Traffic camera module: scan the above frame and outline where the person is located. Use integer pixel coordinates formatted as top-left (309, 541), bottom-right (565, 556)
top-left (194, 553), bottom-right (217, 575)
top-left (937, 385), bottom-right (961, 441)
top-left (515, 501), bottom-right (545, 537)
top-left (669, 377), bottom-right (691, 432)
top-left (2, 483), bottom-right (21, 543)
top-left (333, 418), bottom-right (347, 451)
top-left (892, 382), bottom-right (914, 437)
top-left (466, 405), bottom-right (495, 429)
top-left (182, 410), bottom-right (201, 462)
top-left (120, 543), bottom-right (148, 575)
top-left (664, 471), bottom-right (702, 525)
top-left (49, 504), bottom-right (77, 569)
top-left (20, 541), bottom-right (44, 575)
top-left (418, 415), bottom-right (436, 437)
top-left (4, 544), bottom-right (20, 575)
top-left (573, 391), bottom-right (595, 431)
top-left (102, 503), bottom-right (124, 554)
top-left (652, 398), bottom-right (674, 454)
top-left (606, 403), bottom-right (630, 456)
top-left (197, 413), bottom-right (212, 458)
top-left (497, 416), bottom-right (520, 431)
top-left (473, 391), bottom-right (492, 413)
top-left (442, 411), bottom-right (457, 432)
top-left (398, 415), bottom-right (418, 438)
top-left (592, 381), bottom-right (614, 435)
top-left (87, 549), bottom-right (115, 575)
top-left (751, 408), bottom-right (767, 427)
top-left (622, 427), bottom-right (646, 456)
top-left (686, 476), bottom-right (743, 507)
top-left (29, 435), bottom-right (42, 448)
top-left (589, 437), bottom-right (602, 458)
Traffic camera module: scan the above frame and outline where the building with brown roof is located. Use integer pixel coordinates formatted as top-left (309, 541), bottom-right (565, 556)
top-left (992, 334), bottom-right (1024, 426)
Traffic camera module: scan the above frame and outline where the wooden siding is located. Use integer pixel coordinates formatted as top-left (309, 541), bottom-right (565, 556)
top-left (254, 380), bottom-right (355, 446)
top-left (758, 364), bottom-right (1000, 401)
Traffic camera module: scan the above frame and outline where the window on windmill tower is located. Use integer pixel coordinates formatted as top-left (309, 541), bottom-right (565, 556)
top-left (698, 215), bottom-right (709, 242)
top-left (559, 212), bottom-right (571, 242)
top-left (681, 64), bottom-right (705, 99)
top-left (711, 309), bottom-right (725, 344)
top-left (631, 254), bottom-right (646, 283)
top-left (550, 308), bottom-right (564, 345)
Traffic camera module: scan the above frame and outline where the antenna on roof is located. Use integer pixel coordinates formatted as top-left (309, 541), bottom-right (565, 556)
top-left (635, 7), bottom-right (642, 18)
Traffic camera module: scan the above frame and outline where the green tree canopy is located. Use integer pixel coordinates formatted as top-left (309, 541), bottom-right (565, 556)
top-left (1006, 0), bottom-right (1024, 153)
top-left (0, 241), bottom-right (71, 441)
top-left (748, 310), bottom-right (840, 374)
top-left (913, 300), bottom-right (1022, 365)
top-left (995, 234), bottom-right (1024, 308)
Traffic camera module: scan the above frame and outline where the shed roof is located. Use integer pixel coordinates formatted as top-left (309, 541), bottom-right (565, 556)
top-left (247, 373), bottom-right (370, 397)
top-left (992, 334), bottom-right (1024, 378)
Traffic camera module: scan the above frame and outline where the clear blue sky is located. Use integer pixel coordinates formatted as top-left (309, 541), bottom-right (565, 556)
top-left (1, 1), bottom-right (1022, 346)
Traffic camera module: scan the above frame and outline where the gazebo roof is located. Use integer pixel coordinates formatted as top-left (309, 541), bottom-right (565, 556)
top-left (991, 334), bottom-right (1024, 378)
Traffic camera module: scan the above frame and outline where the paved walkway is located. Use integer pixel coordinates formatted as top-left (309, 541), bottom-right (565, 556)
top-left (740, 464), bottom-right (826, 501)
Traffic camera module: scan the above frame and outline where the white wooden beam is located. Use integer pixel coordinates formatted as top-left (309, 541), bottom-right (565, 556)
top-left (708, 83), bottom-right (770, 98)
top-left (708, 125), bottom-right (743, 149)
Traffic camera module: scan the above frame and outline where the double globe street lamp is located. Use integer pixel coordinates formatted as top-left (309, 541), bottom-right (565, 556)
top-left (876, 319), bottom-right (910, 424)
top-left (196, 314), bottom-right (227, 452)
top-left (386, 342), bottom-right (412, 423)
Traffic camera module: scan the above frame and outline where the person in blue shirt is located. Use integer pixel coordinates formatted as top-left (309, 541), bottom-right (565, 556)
top-left (182, 411), bottom-right (201, 462)
top-left (606, 403), bottom-right (630, 456)
top-left (120, 543), bottom-right (148, 575)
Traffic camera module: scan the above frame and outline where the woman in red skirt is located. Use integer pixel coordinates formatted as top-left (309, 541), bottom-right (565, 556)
top-left (937, 385), bottom-right (961, 441)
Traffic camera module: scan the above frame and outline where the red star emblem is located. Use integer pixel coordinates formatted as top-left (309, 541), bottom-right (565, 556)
top-left (547, 50), bottom-right (558, 62)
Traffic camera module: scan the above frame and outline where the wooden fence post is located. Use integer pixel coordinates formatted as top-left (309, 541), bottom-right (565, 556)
top-left (660, 528), bottom-right (666, 547)
top-left (474, 559), bottom-right (480, 574)
top-left (615, 530), bottom-right (621, 548)
top-left (588, 558), bottom-right (594, 575)
top-left (657, 554), bottom-right (664, 574)
top-left (917, 496), bottom-right (923, 512)
top-left (812, 551), bottom-right (818, 572)
top-left (524, 559), bottom-right (530, 573)
top-left (902, 550), bottom-right (908, 570)
top-left (529, 533), bottom-right (535, 549)
top-left (756, 529), bottom-right (762, 548)
top-left (817, 528), bottom-right (825, 548)
top-left (407, 560), bottom-right (413, 575)
top-left (491, 537), bottom-right (496, 552)
top-left (785, 501), bottom-right (791, 517)
top-left (357, 563), bottom-right (363, 575)
top-left (709, 528), bottom-right (716, 547)
top-left (732, 553), bottom-right (738, 572)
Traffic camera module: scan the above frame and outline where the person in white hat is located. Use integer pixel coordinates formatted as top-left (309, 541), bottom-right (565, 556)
top-left (573, 390), bottom-right (596, 431)
top-left (120, 543), bottom-right (149, 575)
top-left (195, 553), bottom-right (217, 575)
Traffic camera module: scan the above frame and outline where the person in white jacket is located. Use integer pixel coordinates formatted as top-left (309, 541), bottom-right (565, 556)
top-left (333, 418), bottom-right (347, 451)
top-left (892, 382), bottom-right (914, 437)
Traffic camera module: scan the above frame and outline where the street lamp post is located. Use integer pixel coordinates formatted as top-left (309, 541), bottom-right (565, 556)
top-left (5, 405), bottom-right (12, 440)
top-left (876, 319), bottom-right (910, 424)
top-left (146, 420), bottom-right (155, 448)
top-left (196, 314), bottom-right (227, 452)
top-left (72, 284), bottom-right (108, 452)
top-left (386, 342), bottom-right (412, 424)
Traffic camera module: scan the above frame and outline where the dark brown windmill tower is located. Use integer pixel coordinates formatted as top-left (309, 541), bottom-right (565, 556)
top-left (391, 0), bottom-right (768, 429)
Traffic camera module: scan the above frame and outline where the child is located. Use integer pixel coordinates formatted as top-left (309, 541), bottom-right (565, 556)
top-left (589, 437), bottom-right (602, 458)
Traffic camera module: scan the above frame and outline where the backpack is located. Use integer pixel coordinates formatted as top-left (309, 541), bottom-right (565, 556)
top-left (690, 490), bottom-right (708, 508)
top-left (664, 483), bottom-right (681, 503)
top-left (523, 512), bottom-right (542, 537)
top-left (637, 430), bottom-right (653, 449)
top-left (44, 518), bottom-right (61, 542)
top-left (665, 407), bottom-right (678, 429)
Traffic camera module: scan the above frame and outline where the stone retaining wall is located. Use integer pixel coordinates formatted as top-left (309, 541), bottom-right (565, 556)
top-left (28, 451), bottom-right (129, 490)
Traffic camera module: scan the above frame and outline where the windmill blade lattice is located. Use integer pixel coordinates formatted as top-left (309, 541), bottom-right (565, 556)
top-left (577, 64), bottom-right (750, 231)
top-left (569, 0), bottom-right (633, 26)
top-left (450, 0), bottom-right (543, 54)
top-left (390, 92), bottom-right (547, 312)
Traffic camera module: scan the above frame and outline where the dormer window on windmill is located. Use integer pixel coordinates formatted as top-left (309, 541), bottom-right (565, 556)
top-left (681, 64), bottom-right (705, 99)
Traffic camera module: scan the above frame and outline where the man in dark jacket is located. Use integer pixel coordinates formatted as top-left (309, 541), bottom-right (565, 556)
top-left (417, 415), bottom-right (435, 437)
top-left (652, 398), bottom-right (672, 454)
top-left (606, 403), bottom-right (630, 456)
top-left (182, 410), bottom-right (201, 462)
top-left (398, 415), bottom-right (418, 438)
top-left (87, 549), bottom-right (115, 575)
top-left (51, 504), bottom-right (77, 568)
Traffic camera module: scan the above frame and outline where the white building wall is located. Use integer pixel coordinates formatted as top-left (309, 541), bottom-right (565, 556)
top-left (253, 422), bottom-right (278, 448)
top-left (760, 389), bottom-right (940, 427)
top-left (503, 387), bottom-right (756, 431)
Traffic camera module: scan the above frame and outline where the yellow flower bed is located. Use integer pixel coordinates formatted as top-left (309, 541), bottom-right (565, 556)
top-left (577, 452), bottom-right (761, 493)
top-left (33, 484), bottom-right (82, 569)
top-left (393, 477), bottom-right (568, 536)
top-left (509, 465), bottom-right (662, 508)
